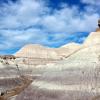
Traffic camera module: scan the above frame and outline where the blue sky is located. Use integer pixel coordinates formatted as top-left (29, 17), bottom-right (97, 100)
top-left (0, 0), bottom-right (100, 54)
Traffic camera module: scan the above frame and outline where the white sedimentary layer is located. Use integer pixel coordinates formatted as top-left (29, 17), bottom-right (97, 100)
top-left (32, 80), bottom-right (100, 93)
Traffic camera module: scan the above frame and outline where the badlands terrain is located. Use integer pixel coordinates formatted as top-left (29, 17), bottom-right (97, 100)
top-left (0, 31), bottom-right (100, 100)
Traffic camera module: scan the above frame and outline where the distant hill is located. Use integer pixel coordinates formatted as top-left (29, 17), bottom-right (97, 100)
top-left (15, 44), bottom-right (59, 59)
top-left (15, 42), bottom-right (81, 59)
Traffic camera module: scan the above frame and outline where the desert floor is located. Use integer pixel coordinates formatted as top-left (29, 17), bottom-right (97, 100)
top-left (0, 64), bottom-right (100, 100)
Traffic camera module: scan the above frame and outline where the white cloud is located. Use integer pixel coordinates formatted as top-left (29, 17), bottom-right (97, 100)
top-left (82, 0), bottom-right (100, 5)
top-left (0, 0), bottom-right (47, 29)
top-left (42, 7), bottom-right (99, 33)
top-left (81, 0), bottom-right (100, 14)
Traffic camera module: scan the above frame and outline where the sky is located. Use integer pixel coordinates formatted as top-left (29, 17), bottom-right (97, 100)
top-left (0, 0), bottom-right (100, 54)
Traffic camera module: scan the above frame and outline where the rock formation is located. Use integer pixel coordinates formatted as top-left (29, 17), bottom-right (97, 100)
top-left (15, 43), bottom-right (81, 60)
top-left (15, 44), bottom-right (59, 59)
top-left (56, 42), bottom-right (81, 58)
